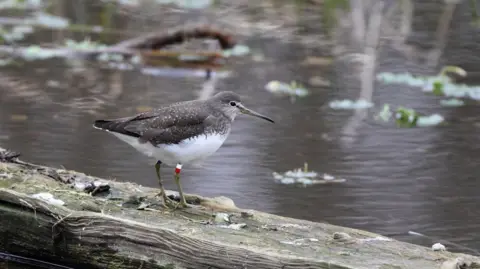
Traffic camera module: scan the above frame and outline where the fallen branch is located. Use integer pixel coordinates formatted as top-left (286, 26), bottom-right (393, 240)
top-left (1, 146), bottom-right (480, 269)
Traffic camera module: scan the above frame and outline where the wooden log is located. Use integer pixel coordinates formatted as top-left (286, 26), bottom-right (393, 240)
top-left (0, 147), bottom-right (479, 269)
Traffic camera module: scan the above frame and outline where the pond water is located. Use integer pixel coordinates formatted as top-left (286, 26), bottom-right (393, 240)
top-left (1, 0), bottom-right (480, 259)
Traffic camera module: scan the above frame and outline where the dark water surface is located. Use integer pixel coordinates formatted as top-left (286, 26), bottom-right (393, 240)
top-left (1, 0), bottom-right (480, 257)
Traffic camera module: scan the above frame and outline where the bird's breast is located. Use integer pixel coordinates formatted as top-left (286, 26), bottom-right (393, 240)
top-left (155, 133), bottom-right (229, 165)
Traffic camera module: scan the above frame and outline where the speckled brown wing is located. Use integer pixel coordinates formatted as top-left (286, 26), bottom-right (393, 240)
top-left (137, 113), bottom-right (219, 145)
top-left (94, 100), bottom-right (219, 145)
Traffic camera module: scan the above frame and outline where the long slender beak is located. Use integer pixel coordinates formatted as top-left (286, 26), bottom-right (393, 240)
top-left (237, 104), bottom-right (275, 123)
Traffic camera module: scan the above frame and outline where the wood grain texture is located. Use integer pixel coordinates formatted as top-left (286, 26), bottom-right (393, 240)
top-left (0, 149), bottom-right (479, 269)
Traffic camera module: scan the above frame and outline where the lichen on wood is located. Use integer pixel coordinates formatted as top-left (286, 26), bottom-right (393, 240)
top-left (0, 147), bottom-right (480, 269)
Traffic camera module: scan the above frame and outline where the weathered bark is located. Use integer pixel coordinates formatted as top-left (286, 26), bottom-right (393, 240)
top-left (0, 147), bottom-right (479, 269)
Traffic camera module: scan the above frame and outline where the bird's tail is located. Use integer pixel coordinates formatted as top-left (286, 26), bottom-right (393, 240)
top-left (93, 119), bottom-right (140, 138)
top-left (93, 120), bottom-right (111, 130)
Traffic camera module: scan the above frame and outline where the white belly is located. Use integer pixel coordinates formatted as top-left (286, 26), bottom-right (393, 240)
top-left (111, 132), bottom-right (228, 166)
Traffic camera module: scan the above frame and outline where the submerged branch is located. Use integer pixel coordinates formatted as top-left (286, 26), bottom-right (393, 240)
top-left (0, 25), bottom-right (238, 71)
top-left (112, 25), bottom-right (237, 50)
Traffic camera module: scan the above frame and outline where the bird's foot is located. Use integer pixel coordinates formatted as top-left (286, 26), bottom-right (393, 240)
top-left (175, 199), bottom-right (190, 209)
top-left (154, 192), bottom-right (191, 209)
top-left (154, 192), bottom-right (178, 209)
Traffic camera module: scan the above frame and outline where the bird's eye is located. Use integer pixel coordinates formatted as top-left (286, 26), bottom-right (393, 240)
top-left (229, 101), bottom-right (236, 106)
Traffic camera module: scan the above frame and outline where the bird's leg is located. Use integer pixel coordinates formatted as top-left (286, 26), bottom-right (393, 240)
top-left (155, 160), bottom-right (175, 208)
top-left (174, 163), bottom-right (189, 208)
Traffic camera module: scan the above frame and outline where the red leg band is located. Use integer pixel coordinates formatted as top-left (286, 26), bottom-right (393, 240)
top-left (175, 164), bottom-right (182, 174)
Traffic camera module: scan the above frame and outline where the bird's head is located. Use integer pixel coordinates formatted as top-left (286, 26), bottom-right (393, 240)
top-left (210, 91), bottom-right (275, 123)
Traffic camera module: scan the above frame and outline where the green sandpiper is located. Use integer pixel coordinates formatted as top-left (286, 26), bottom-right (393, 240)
top-left (93, 91), bottom-right (274, 208)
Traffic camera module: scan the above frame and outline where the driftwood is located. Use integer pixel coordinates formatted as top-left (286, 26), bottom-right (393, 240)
top-left (0, 147), bottom-right (479, 269)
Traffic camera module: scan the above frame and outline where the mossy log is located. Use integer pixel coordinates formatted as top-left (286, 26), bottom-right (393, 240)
top-left (0, 147), bottom-right (479, 269)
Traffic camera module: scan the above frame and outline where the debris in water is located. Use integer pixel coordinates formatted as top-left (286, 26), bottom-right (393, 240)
top-left (328, 99), bottom-right (373, 110)
top-left (1, 25), bottom-right (34, 42)
top-left (46, 80), bottom-right (61, 88)
top-left (64, 38), bottom-right (107, 50)
top-left (432, 242), bottom-right (446, 251)
top-left (416, 114), bottom-right (445, 127)
top-left (31, 192), bottom-right (65, 206)
top-left (21, 46), bottom-right (59, 61)
top-left (376, 66), bottom-right (480, 101)
top-left (154, 0), bottom-right (213, 9)
top-left (272, 163), bottom-right (346, 186)
top-left (377, 106), bottom-right (445, 128)
top-left (10, 114), bottom-right (28, 121)
top-left (376, 104), bottom-right (392, 122)
top-left (265, 80), bottom-right (309, 99)
top-left (440, 98), bottom-right (464, 107)
top-left (408, 231), bottom-right (425, 236)
top-left (222, 44), bottom-right (250, 57)
top-left (0, 0), bottom-right (43, 10)
top-left (33, 11), bottom-right (69, 29)
top-left (308, 76), bottom-right (331, 87)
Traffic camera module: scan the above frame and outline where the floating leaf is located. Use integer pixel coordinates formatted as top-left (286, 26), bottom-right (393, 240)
top-left (395, 107), bottom-right (419, 128)
top-left (432, 80), bottom-right (444, 95)
top-left (328, 99), bottom-right (373, 110)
